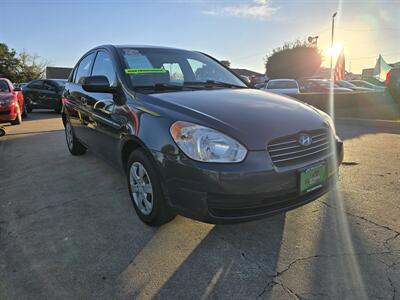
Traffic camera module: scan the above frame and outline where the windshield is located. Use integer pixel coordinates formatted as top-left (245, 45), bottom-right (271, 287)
top-left (120, 48), bottom-right (246, 90)
top-left (0, 80), bottom-right (10, 93)
top-left (267, 80), bottom-right (298, 89)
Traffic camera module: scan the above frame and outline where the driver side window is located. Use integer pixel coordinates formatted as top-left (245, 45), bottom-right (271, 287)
top-left (92, 51), bottom-right (116, 86)
top-left (74, 53), bottom-right (95, 84)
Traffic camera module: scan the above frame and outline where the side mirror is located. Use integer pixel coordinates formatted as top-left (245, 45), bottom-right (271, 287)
top-left (82, 76), bottom-right (116, 93)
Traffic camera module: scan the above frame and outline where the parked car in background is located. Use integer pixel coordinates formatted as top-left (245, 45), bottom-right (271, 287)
top-left (348, 80), bottom-right (386, 91)
top-left (23, 79), bottom-right (66, 113)
top-left (63, 45), bottom-right (343, 226)
top-left (335, 80), bottom-right (375, 92)
top-left (262, 79), bottom-right (300, 94)
top-left (299, 79), bottom-right (353, 93)
top-left (13, 82), bottom-right (28, 90)
top-left (0, 78), bottom-right (27, 125)
top-left (385, 68), bottom-right (400, 101)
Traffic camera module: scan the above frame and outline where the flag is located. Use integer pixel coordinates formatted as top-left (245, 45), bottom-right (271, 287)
top-left (373, 55), bottom-right (392, 82)
top-left (334, 49), bottom-right (345, 81)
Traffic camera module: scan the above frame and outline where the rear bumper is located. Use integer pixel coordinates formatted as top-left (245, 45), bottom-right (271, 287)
top-left (0, 102), bottom-right (18, 122)
top-left (151, 138), bottom-right (344, 224)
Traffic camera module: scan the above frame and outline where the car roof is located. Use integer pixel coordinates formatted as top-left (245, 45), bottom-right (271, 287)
top-left (89, 44), bottom-right (191, 53)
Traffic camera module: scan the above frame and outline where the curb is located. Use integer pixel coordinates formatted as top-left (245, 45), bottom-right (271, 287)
top-left (335, 117), bottom-right (400, 130)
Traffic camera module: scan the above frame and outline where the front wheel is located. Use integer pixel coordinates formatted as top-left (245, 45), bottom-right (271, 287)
top-left (65, 121), bottom-right (86, 155)
top-left (10, 104), bottom-right (22, 125)
top-left (127, 149), bottom-right (175, 226)
top-left (22, 102), bottom-right (28, 118)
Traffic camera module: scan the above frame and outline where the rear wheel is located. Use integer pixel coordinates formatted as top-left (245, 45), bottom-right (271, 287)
top-left (127, 149), bottom-right (175, 226)
top-left (10, 104), bottom-right (22, 125)
top-left (65, 120), bottom-right (86, 155)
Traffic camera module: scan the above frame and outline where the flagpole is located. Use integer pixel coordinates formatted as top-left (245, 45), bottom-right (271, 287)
top-left (329, 12), bottom-right (337, 119)
top-left (330, 12), bottom-right (337, 82)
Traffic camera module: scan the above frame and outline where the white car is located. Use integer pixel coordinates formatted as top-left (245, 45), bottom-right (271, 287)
top-left (263, 79), bottom-right (300, 94)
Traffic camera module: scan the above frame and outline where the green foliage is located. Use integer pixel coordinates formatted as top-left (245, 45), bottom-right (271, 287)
top-left (0, 43), bottom-right (47, 83)
top-left (220, 60), bottom-right (231, 68)
top-left (265, 40), bottom-right (322, 79)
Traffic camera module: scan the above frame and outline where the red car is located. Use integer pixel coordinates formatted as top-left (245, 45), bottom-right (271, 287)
top-left (386, 68), bottom-right (400, 101)
top-left (0, 78), bottom-right (27, 125)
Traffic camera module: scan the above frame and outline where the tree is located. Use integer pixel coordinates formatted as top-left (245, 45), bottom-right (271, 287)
top-left (220, 60), bottom-right (231, 68)
top-left (0, 43), bottom-right (47, 83)
top-left (0, 43), bottom-right (20, 82)
top-left (265, 40), bottom-right (322, 79)
top-left (17, 50), bottom-right (47, 82)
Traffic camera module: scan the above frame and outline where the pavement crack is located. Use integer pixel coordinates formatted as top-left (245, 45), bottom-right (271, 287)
top-left (319, 200), bottom-right (400, 239)
top-left (15, 199), bottom-right (79, 219)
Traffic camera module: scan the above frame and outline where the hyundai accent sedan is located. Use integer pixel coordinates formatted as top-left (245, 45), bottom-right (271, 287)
top-left (62, 45), bottom-right (343, 226)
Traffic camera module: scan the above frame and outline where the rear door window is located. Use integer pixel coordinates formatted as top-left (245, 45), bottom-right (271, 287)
top-left (28, 80), bottom-right (44, 90)
top-left (43, 81), bottom-right (58, 92)
top-left (74, 53), bottom-right (95, 84)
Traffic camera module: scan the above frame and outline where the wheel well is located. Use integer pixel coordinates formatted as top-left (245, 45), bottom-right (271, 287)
top-left (121, 140), bottom-right (143, 171)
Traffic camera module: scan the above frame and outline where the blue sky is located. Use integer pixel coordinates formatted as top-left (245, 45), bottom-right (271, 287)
top-left (2, 0), bottom-right (399, 74)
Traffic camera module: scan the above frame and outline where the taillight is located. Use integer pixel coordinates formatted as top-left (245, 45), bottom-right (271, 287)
top-left (385, 71), bottom-right (391, 86)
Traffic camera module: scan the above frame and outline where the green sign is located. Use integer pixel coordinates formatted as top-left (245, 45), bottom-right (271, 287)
top-left (300, 163), bottom-right (326, 193)
top-left (125, 68), bottom-right (167, 75)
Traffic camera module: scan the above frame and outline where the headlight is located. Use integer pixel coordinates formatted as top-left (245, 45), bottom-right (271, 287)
top-left (170, 121), bottom-right (247, 163)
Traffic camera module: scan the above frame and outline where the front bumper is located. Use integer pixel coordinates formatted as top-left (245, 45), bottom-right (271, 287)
top-left (152, 138), bottom-right (344, 224)
top-left (0, 102), bottom-right (18, 122)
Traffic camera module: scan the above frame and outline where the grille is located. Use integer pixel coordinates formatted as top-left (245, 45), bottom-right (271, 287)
top-left (268, 129), bottom-right (331, 167)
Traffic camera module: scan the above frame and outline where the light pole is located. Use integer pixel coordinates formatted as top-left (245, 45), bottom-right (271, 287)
top-left (330, 12), bottom-right (338, 80)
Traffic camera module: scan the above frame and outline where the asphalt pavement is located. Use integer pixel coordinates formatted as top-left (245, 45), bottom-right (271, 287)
top-left (0, 111), bottom-right (399, 299)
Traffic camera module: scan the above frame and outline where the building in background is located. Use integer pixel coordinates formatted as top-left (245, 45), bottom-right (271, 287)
top-left (46, 67), bottom-right (73, 79)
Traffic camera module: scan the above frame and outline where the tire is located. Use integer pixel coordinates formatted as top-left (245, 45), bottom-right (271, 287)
top-left (22, 102), bottom-right (28, 118)
top-left (55, 101), bottom-right (62, 114)
top-left (10, 104), bottom-right (22, 125)
top-left (27, 105), bottom-right (32, 113)
top-left (65, 120), bottom-right (86, 155)
top-left (127, 149), bottom-right (176, 226)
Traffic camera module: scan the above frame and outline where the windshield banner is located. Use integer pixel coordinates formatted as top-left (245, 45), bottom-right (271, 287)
top-left (125, 68), bottom-right (167, 75)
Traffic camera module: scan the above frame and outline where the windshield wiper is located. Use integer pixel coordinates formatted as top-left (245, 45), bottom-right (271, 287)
top-left (184, 80), bottom-right (246, 89)
top-left (133, 83), bottom-right (183, 91)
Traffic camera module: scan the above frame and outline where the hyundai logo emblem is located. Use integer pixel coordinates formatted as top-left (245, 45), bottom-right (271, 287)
top-left (298, 134), bottom-right (312, 146)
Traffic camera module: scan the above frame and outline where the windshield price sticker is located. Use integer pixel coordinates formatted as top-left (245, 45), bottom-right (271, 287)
top-left (125, 68), bottom-right (167, 75)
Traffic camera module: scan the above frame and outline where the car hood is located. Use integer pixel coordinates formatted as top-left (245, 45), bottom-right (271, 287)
top-left (148, 88), bottom-right (328, 150)
top-left (0, 92), bottom-right (13, 100)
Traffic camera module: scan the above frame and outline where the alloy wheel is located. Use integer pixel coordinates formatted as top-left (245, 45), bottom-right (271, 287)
top-left (129, 162), bottom-right (154, 215)
top-left (65, 123), bottom-right (74, 150)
